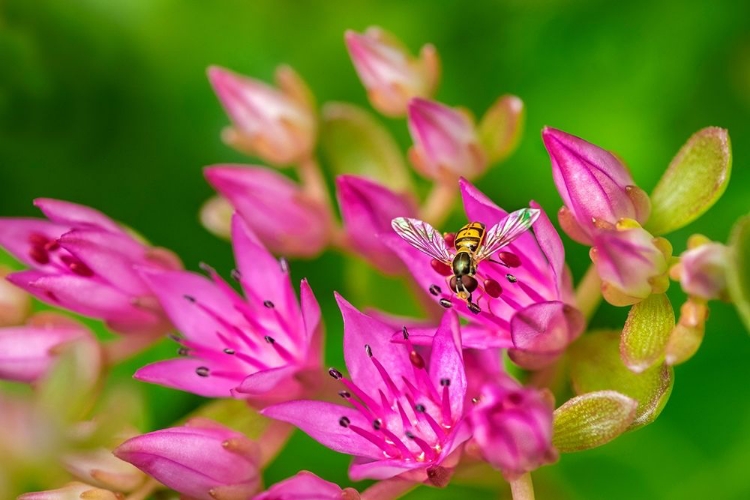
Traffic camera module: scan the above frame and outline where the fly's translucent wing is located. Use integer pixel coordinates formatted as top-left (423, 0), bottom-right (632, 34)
top-left (475, 208), bottom-right (541, 261)
top-left (391, 217), bottom-right (453, 263)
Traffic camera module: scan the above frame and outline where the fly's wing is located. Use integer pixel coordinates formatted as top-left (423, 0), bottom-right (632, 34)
top-left (475, 208), bottom-right (541, 261)
top-left (391, 217), bottom-right (453, 263)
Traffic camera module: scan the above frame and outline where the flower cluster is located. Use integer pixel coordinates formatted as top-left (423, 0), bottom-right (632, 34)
top-left (2, 24), bottom-right (742, 500)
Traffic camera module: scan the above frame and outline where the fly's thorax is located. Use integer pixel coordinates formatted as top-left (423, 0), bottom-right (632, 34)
top-left (452, 251), bottom-right (475, 277)
top-left (455, 222), bottom-right (486, 253)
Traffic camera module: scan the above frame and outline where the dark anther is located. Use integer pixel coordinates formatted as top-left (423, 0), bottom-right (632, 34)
top-left (365, 344), bottom-right (373, 357)
top-left (263, 300), bottom-right (275, 309)
top-left (373, 419), bottom-right (382, 430)
top-left (405, 431), bottom-right (416, 440)
top-left (230, 269), bottom-right (241, 281)
top-left (279, 257), bottom-right (289, 273)
top-left (415, 403), bottom-right (426, 413)
top-left (177, 347), bottom-right (190, 356)
top-left (471, 397), bottom-right (480, 404)
top-left (439, 298), bottom-right (452, 308)
top-left (339, 416), bottom-right (351, 428)
top-left (264, 335), bottom-right (276, 344)
top-left (223, 348), bottom-right (236, 355)
top-left (168, 333), bottom-right (182, 342)
top-left (198, 262), bottom-right (213, 274)
top-left (338, 390), bottom-right (351, 399)
top-left (468, 302), bottom-right (481, 315)
top-left (409, 350), bottom-right (425, 369)
top-left (183, 294), bottom-right (196, 303)
top-left (498, 251), bottom-right (521, 268)
top-left (402, 326), bottom-right (409, 339)
top-left (440, 378), bottom-right (451, 387)
top-left (328, 368), bottom-right (343, 380)
top-left (428, 284), bottom-right (441, 296)
top-left (195, 366), bottom-right (210, 377)
top-left (484, 278), bottom-right (502, 298)
top-left (506, 274), bottom-right (518, 283)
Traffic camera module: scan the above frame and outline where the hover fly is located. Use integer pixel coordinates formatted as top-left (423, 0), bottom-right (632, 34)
top-left (391, 208), bottom-right (540, 313)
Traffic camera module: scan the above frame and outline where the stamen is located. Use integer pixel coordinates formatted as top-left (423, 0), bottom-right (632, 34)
top-left (370, 356), bottom-right (400, 397)
top-left (44, 240), bottom-right (59, 252)
top-left (373, 418), bottom-right (382, 430)
top-left (183, 295), bottom-right (196, 303)
top-left (402, 326), bottom-right (409, 339)
top-left (223, 348), bottom-right (235, 355)
top-left (440, 379), bottom-right (452, 425)
top-left (349, 425), bottom-right (401, 457)
top-left (328, 368), bottom-right (343, 379)
top-left (279, 257), bottom-right (289, 273)
top-left (195, 366), bottom-right (210, 377)
top-left (230, 269), bottom-right (242, 281)
top-left (439, 298), bottom-right (452, 308)
top-left (378, 427), bottom-right (413, 458)
top-left (518, 281), bottom-right (547, 303)
top-left (29, 246), bottom-right (50, 264)
top-left (428, 285), bottom-right (441, 296)
top-left (264, 335), bottom-right (275, 344)
top-left (409, 350), bottom-right (425, 369)
top-left (263, 300), bottom-right (275, 309)
top-left (405, 432), bottom-right (437, 460)
top-left (338, 390), bottom-right (351, 399)
top-left (177, 347), bottom-right (190, 356)
top-left (339, 416), bottom-right (350, 428)
top-left (414, 403), bottom-right (447, 439)
top-left (498, 251), bottom-right (521, 268)
top-left (365, 344), bottom-right (373, 357)
top-left (506, 274), bottom-right (518, 283)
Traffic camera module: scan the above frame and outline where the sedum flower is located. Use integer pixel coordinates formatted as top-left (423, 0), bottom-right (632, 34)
top-left (63, 447), bottom-right (146, 493)
top-left (263, 297), bottom-right (470, 485)
top-left (205, 165), bottom-right (333, 258)
top-left (389, 179), bottom-right (584, 369)
top-left (18, 482), bottom-right (123, 500)
top-left (0, 313), bottom-right (95, 384)
top-left (135, 216), bottom-right (322, 405)
top-left (345, 27), bottom-right (439, 117)
top-left (336, 174), bottom-right (418, 274)
top-left (208, 65), bottom-right (316, 166)
top-left (468, 375), bottom-right (557, 480)
top-left (671, 235), bottom-right (728, 301)
top-left (114, 418), bottom-right (261, 500)
top-left (254, 471), bottom-right (358, 500)
top-left (407, 98), bottom-right (487, 182)
top-left (0, 199), bottom-right (181, 335)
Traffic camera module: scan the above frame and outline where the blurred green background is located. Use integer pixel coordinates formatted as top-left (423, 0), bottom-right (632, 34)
top-left (2, 0), bottom-right (750, 498)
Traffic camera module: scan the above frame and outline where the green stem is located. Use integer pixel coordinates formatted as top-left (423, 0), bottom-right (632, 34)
top-left (419, 181), bottom-right (458, 228)
top-left (575, 263), bottom-right (602, 321)
top-left (510, 473), bottom-right (536, 500)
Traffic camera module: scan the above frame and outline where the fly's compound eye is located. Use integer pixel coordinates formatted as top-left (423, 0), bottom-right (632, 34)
top-left (450, 275), bottom-right (478, 294)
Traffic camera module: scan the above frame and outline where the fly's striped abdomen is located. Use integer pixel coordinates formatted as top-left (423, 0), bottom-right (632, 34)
top-left (454, 222), bottom-right (486, 254)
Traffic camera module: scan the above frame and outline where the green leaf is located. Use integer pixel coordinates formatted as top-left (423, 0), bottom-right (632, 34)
top-left (620, 293), bottom-right (675, 373)
top-left (647, 127), bottom-right (731, 235)
top-left (320, 102), bottom-right (412, 192)
top-left (570, 331), bottom-right (673, 430)
top-left (553, 390), bottom-right (638, 452)
top-left (727, 215), bottom-right (750, 334)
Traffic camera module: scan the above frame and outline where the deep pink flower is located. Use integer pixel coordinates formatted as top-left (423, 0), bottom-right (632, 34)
top-left (254, 471), bottom-right (357, 500)
top-left (0, 313), bottom-right (95, 383)
top-left (0, 199), bottom-right (181, 335)
top-left (205, 165), bottom-right (333, 258)
top-left (674, 239), bottom-right (728, 300)
top-left (134, 216), bottom-right (322, 404)
top-left (345, 27), bottom-right (439, 117)
top-left (542, 127), bottom-right (650, 244)
top-left (336, 175), bottom-right (418, 274)
top-left (407, 99), bottom-right (487, 181)
top-left (262, 297), bottom-right (470, 485)
top-left (208, 65), bottom-right (316, 166)
top-left (389, 179), bottom-right (584, 369)
top-left (114, 418), bottom-right (261, 500)
top-left (469, 375), bottom-right (557, 479)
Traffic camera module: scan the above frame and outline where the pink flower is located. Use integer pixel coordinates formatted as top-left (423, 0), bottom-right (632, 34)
top-left (114, 418), bottom-right (261, 500)
top-left (63, 447), bottom-right (146, 492)
top-left (336, 175), bottom-right (418, 274)
top-left (542, 127), bottom-right (650, 244)
top-left (253, 471), bottom-right (355, 500)
top-left (0, 199), bottom-right (181, 335)
top-left (208, 65), bottom-right (316, 166)
top-left (262, 297), bottom-right (470, 485)
top-left (0, 313), bottom-right (95, 383)
top-left (135, 216), bottom-right (322, 404)
top-left (407, 99), bottom-right (487, 181)
top-left (389, 179), bottom-right (584, 369)
top-left (205, 165), bottom-right (333, 258)
top-left (673, 238), bottom-right (728, 300)
top-left (18, 482), bottom-right (122, 500)
top-left (469, 375), bottom-right (557, 479)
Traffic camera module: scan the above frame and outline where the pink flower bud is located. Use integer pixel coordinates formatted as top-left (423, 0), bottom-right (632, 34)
top-left (542, 127), bottom-right (650, 243)
top-left (205, 165), bottom-right (333, 257)
top-left (18, 482), bottom-right (122, 500)
top-left (208, 65), bottom-right (316, 166)
top-left (114, 419), bottom-right (261, 500)
top-left (336, 175), bottom-right (417, 274)
top-left (0, 265), bottom-right (31, 326)
top-left (63, 447), bottom-right (146, 492)
top-left (469, 376), bottom-right (557, 479)
top-left (345, 27), bottom-right (439, 117)
top-left (254, 471), bottom-right (354, 500)
top-left (674, 238), bottom-right (728, 300)
top-left (407, 98), bottom-right (487, 181)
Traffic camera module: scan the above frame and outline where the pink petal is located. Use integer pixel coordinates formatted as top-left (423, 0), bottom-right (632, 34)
top-left (233, 365), bottom-right (299, 396)
top-left (261, 400), bottom-right (384, 459)
top-left (300, 278), bottom-right (323, 365)
top-left (134, 358), bottom-right (241, 398)
top-left (349, 455), bottom-right (420, 481)
top-left (428, 312), bottom-right (466, 420)
top-left (529, 200), bottom-right (564, 288)
top-left (253, 471), bottom-right (342, 500)
top-left (0, 218), bottom-right (68, 269)
top-left (34, 198), bottom-right (125, 234)
top-left (510, 301), bottom-right (584, 357)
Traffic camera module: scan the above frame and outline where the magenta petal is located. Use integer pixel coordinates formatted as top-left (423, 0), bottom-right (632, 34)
top-left (511, 301), bottom-right (584, 355)
top-left (428, 312), bottom-right (466, 417)
top-left (529, 201), bottom-right (564, 287)
top-left (300, 279), bottom-right (322, 364)
top-left (349, 456), bottom-right (419, 481)
top-left (0, 218), bottom-right (69, 269)
top-left (34, 198), bottom-right (124, 234)
top-left (134, 358), bottom-right (241, 398)
top-left (253, 471), bottom-right (343, 500)
top-left (234, 365), bottom-right (299, 396)
top-left (261, 400), bottom-right (383, 459)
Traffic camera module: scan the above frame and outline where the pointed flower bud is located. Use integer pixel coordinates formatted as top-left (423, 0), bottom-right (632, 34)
top-left (542, 127), bottom-right (650, 243)
top-left (336, 175), bottom-right (418, 274)
top-left (135, 216), bottom-right (323, 405)
top-left (18, 482), bottom-right (122, 500)
top-left (114, 419), bottom-right (261, 500)
top-left (407, 98), bottom-right (487, 181)
top-left (208, 65), bottom-right (317, 166)
top-left (0, 265), bottom-right (31, 326)
top-left (254, 471), bottom-right (354, 500)
top-left (671, 235), bottom-right (728, 301)
top-left (0, 199), bottom-right (182, 335)
top-left (263, 299), bottom-right (470, 485)
top-left (469, 375), bottom-right (557, 479)
top-left (0, 313), bottom-right (94, 383)
top-left (477, 95), bottom-right (525, 164)
top-left (205, 165), bottom-right (333, 258)
top-left (591, 220), bottom-right (672, 306)
top-left (63, 447), bottom-right (146, 493)
top-left (345, 27), bottom-right (439, 117)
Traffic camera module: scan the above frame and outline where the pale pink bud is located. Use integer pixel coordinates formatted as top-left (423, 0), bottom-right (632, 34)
top-left (675, 239), bottom-right (728, 300)
top-left (208, 65), bottom-right (316, 166)
top-left (0, 265), bottom-right (31, 326)
top-left (253, 471), bottom-right (354, 500)
top-left (63, 448), bottom-right (146, 492)
top-left (407, 98), bottom-right (486, 181)
top-left (345, 27), bottom-right (439, 117)
top-left (542, 127), bottom-right (650, 243)
top-left (469, 375), bottom-right (557, 479)
top-left (114, 419), bottom-right (261, 500)
top-left (18, 482), bottom-right (122, 500)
